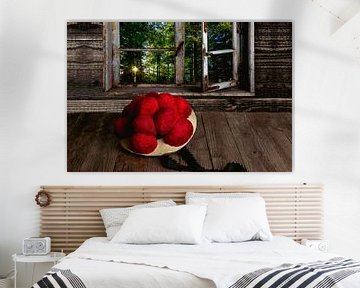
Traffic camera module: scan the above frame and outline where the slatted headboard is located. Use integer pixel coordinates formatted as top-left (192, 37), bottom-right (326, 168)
top-left (39, 185), bottom-right (323, 253)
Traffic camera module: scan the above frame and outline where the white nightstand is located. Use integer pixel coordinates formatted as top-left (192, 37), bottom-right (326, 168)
top-left (301, 239), bottom-right (328, 252)
top-left (12, 252), bottom-right (65, 288)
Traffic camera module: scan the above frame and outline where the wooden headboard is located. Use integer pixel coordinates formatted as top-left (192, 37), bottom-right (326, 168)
top-left (39, 185), bottom-right (323, 253)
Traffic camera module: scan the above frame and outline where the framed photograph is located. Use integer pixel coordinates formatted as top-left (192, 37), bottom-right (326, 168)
top-left (67, 21), bottom-right (292, 172)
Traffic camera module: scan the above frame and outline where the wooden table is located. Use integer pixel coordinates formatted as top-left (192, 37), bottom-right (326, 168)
top-left (67, 112), bottom-right (292, 172)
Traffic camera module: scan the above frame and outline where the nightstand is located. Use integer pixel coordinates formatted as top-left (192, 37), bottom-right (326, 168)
top-left (12, 252), bottom-right (65, 288)
top-left (301, 239), bottom-right (328, 252)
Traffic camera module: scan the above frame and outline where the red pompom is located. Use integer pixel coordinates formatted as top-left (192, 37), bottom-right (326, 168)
top-left (156, 93), bottom-right (177, 109)
top-left (136, 96), bottom-right (159, 116)
top-left (117, 93), bottom-right (195, 153)
top-left (164, 118), bottom-right (193, 147)
top-left (123, 96), bottom-right (142, 117)
top-left (145, 91), bottom-right (158, 98)
top-left (132, 115), bottom-right (156, 135)
top-left (113, 117), bottom-right (129, 138)
top-left (176, 97), bottom-right (192, 118)
top-left (154, 108), bottom-right (179, 136)
top-left (130, 133), bottom-right (158, 154)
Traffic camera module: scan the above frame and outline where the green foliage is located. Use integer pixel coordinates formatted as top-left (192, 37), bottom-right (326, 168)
top-left (208, 22), bottom-right (232, 51)
top-left (208, 22), bottom-right (233, 83)
top-left (120, 22), bottom-right (175, 84)
top-left (184, 22), bottom-right (201, 84)
top-left (120, 22), bottom-right (150, 49)
top-left (119, 22), bottom-right (233, 85)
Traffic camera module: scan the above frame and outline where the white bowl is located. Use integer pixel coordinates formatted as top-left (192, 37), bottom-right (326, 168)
top-left (120, 110), bottom-right (197, 156)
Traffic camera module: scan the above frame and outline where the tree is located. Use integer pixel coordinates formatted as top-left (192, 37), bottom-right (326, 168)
top-left (119, 22), bottom-right (233, 85)
top-left (120, 22), bottom-right (175, 84)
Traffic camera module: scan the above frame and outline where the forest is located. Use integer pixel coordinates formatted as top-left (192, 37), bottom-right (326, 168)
top-left (119, 22), bottom-right (233, 85)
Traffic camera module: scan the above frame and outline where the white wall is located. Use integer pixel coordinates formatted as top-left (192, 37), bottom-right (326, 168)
top-left (1, 0), bottom-right (359, 286)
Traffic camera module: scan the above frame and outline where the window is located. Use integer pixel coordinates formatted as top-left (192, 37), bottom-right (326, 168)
top-left (103, 22), bottom-right (254, 93)
top-left (119, 22), bottom-right (175, 84)
top-left (202, 22), bottom-right (238, 91)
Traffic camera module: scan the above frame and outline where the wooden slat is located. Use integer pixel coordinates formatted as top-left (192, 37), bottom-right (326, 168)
top-left (39, 184), bottom-right (322, 253)
top-left (232, 22), bottom-right (239, 82)
top-left (50, 186), bottom-right (294, 191)
top-left (175, 22), bottom-right (185, 85)
top-left (55, 211), bottom-right (309, 218)
top-left (207, 49), bottom-right (234, 55)
top-left (67, 96), bottom-right (292, 115)
top-left (202, 112), bottom-right (246, 168)
top-left (103, 22), bottom-right (112, 91)
top-left (249, 22), bottom-right (255, 93)
top-left (207, 80), bottom-right (238, 91)
top-left (201, 22), bottom-right (209, 92)
top-left (112, 22), bottom-right (120, 86)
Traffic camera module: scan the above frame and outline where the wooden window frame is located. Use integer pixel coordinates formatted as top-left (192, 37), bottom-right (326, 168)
top-left (103, 22), bottom-right (254, 94)
top-left (201, 22), bottom-right (239, 92)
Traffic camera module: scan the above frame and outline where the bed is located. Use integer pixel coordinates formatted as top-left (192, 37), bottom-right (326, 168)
top-left (33, 236), bottom-right (360, 288)
top-left (33, 185), bottom-right (360, 288)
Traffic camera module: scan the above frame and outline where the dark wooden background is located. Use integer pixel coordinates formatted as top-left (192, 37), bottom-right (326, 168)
top-left (254, 22), bottom-right (292, 98)
top-left (67, 22), bottom-right (104, 87)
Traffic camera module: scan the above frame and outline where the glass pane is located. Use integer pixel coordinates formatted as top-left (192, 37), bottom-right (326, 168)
top-left (207, 22), bottom-right (232, 51)
top-left (120, 22), bottom-right (174, 49)
top-left (184, 22), bottom-right (202, 84)
top-left (120, 51), bottom-right (175, 84)
top-left (208, 53), bottom-right (233, 84)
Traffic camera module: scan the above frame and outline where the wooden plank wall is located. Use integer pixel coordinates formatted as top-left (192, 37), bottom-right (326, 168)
top-left (40, 185), bottom-right (322, 253)
top-left (67, 97), bottom-right (292, 113)
top-left (254, 22), bottom-right (292, 98)
top-left (67, 22), bottom-right (103, 87)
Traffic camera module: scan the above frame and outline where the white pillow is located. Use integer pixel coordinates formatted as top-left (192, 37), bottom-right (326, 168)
top-left (111, 205), bottom-right (207, 244)
top-left (186, 192), bottom-right (259, 204)
top-left (202, 197), bottom-right (272, 243)
top-left (100, 200), bottom-right (176, 240)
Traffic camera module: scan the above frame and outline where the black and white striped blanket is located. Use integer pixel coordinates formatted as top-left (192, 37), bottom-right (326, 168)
top-left (32, 268), bottom-right (86, 288)
top-left (230, 257), bottom-right (360, 288)
top-left (32, 258), bottom-right (360, 288)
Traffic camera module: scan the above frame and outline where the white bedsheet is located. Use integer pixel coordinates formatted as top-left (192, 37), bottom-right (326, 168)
top-left (54, 237), bottom-right (360, 288)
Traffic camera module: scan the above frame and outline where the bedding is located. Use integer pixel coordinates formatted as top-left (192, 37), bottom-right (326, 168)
top-left (99, 200), bottom-right (176, 240)
top-left (111, 205), bottom-right (207, 244)
top-left (200, 197), bottom-right (272, 242)
top-left (33, 237), bottom-right (360, 288)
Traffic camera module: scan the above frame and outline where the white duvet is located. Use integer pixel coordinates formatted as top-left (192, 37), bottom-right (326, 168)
top-left (53, 237), bottom-right (360, 288)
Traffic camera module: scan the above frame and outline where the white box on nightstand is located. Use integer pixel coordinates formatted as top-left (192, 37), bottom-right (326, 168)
top-left (301, 239), bottom-right (328, 252)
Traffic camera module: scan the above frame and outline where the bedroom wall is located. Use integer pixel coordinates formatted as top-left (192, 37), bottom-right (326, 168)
top-left (0, 0), bottom-right (359, 286)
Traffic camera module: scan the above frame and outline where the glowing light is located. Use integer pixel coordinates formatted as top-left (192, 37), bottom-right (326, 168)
top-left (132, 66), bottom-right (138, 83)
top-left (132, 66), bottom-right (139, 73)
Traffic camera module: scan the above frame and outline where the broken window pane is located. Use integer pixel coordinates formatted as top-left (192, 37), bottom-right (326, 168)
top-left (208, 53), bottom-right (233, 84)
top-left (207, 22), bottom-right (232, 51)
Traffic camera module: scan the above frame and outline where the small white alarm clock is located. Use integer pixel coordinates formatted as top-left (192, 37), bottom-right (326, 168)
top-left (23, 237), bottom-right (51, 255)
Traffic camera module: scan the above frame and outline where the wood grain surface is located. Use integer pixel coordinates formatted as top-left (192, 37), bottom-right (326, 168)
top-left (67, 112), bottom-right (292, 172)
top-left (255, 22), bottom-right (292, 98)
top-left (67, 22), bottom-right (103, 86)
